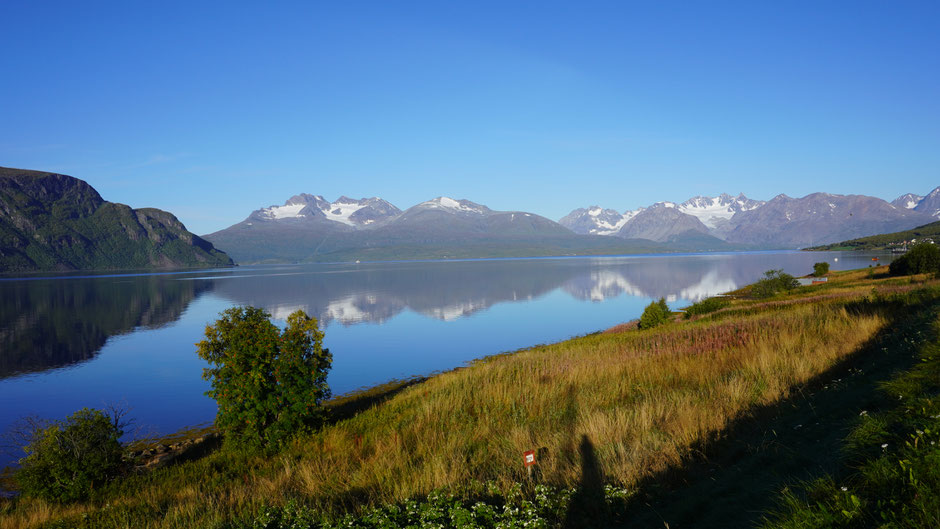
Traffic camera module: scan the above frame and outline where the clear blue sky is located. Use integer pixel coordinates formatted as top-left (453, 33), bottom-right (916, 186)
top-left (2, 1), bottom-right (938, 235)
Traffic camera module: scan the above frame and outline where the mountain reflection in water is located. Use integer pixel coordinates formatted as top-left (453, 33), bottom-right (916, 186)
top-left (212, 252), bottom-right (857, 326)
top-left (1, 251), bottom-right (891, 379)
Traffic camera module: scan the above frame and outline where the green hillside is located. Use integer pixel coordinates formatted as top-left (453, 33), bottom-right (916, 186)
top-left (806, 220), bottom-right (940, 251)
top-left (0, 167), bottom-right (233, 272)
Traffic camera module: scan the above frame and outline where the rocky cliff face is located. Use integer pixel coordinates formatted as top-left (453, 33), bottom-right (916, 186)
top-left (0, 167), bottom-right (233, 272)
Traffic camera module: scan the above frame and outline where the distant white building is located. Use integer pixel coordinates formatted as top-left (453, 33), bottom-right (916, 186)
top-left (797, 277), bottom-right (828, 286)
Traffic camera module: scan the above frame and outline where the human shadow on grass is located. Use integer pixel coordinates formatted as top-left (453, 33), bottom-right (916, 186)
top-left (609, 297), bottom-right (938, 529)
top-left (562, 435), bottom-right (609, 528)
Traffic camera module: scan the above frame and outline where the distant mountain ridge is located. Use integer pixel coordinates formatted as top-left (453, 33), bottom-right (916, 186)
top-left (207, 187), bottom-right (939, 263)
top-left (0, 167), bottom-right (233, 272)
top-left (205, 194), bottom-right (734, 263)
top-left (562, 189), bottom-right (938, 247)
top-left (561, 193), bottom-right (766, 240)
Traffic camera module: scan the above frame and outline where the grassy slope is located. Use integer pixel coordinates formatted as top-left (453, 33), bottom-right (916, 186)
top-left (2, 267), bottom-right (939, 528)
top-left (805, 220), bottom-right (940, 251)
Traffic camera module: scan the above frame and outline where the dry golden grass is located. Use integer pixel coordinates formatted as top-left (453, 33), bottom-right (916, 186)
top-left (282, 303), bottom-right (882, 505)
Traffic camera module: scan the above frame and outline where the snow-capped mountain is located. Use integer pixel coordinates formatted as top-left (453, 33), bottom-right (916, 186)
top-left (561, 191), bottom-right (935, 248)
top-left (914, 187), bottom-right (940, 218)
top-left (206, 187), bottom-right (940, 263)
top-left (412, 196), bottom-right (490, 215)
top-left (723, 193), bottom-right (932, 247)
top-left (677, 193), bottom-right (765, 230)
top-left (206, 195), bottom-right (595, 263)
top-left (392, 196), bottom-right (571, 237)
top-left (891, 187), bottom-right (940, 218)
top-left (558, 206), bottom-right (642, 235)
top-left (251, 194), bottom-right (401, 228)
top-left (560, 194), bottom-right (762, 241)
top-left (892, 193), bottom-right (924, 210)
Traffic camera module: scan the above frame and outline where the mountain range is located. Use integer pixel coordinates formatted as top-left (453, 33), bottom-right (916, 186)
top-left (205, 187), bottom-right (939, 263)
top-left (560, 190), bottom-right (939, 248)
top-left (0, 167), bottom-right (233, 272)
top-left (2, 165), bottom-right (937, 269)
top-left (204, 194), bottom-right (724, 263)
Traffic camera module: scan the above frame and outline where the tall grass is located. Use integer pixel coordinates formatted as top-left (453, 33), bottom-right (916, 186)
top-left (2, 274), bottom-right (922, 528)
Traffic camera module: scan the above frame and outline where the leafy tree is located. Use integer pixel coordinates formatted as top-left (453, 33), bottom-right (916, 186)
top-left (751, 269), bottom-right (800, 298)
top-left (15, 408), bottom-right (124, 502)
top-left (812, 261), bottom-right (830, 277)
top-left (889, 243), bottom-right (940, 276)
top-left (639, 298), bottom-right (671, 329)
top-left (196, 307), bottom-right (332, 450)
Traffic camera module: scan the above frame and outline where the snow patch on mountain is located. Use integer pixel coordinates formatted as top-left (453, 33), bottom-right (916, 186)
top-left (678, 194), bottom-right (764, 230)
top-left (266, 203), bottom-right (308, 219)
top-left (419, 196), bottom-right (487, 215)
top-left (322, 199), bottom-right (368, 226)
top-left (593, 208), bottom-right (642, 235)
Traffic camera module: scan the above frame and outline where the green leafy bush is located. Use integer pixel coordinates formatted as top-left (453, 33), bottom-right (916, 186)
top-left (889, 242), bottom-right (940, 276)
top-left (197, 306), bottom-right (332, 450)
top-left (812, 262), bottom-right (829, 277)
top-left (683, 296), bottom-right (730, 319)
top-left (751, 269), bottom-right (800, 299)
top-left (639, 298), bottom-right (670, 329)
top-left (15, 408), bottom-right (124, 502)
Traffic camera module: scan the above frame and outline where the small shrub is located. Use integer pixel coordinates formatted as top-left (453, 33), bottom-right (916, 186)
top-left (15, 408), bottom-right (124, 503)
top-left (683, 297), bottom-right (730, 319)
top-left (639, 298), bottom-right (670, 329)
top-left (751, 269), bottom-right (800, 299)
top-left (889, 242), bottom-right (940, 276)
top-left (812, 262), bottom-right (829, 277)
top-left (196, 306), bottom-right (332, 450)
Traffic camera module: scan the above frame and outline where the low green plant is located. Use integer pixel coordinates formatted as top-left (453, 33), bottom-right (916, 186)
top-left (196, 306), bottom-right (332, 451)
top-left (236, 483), bottom-right (635, 529)
top-left (889, 242), bottom-right (940, 276)
top-left (683, 296), bottom-right (730, 319)
top-left (762, 302), bottom-right (940, 528)
top-left (751, 269), bottom-right (800, 298)
top-left (638, 297), bottom-right (670, 329)
top-left (14, 408), bottom-right (124, 503)
top-left (812, 262), bottom-right (830, 277)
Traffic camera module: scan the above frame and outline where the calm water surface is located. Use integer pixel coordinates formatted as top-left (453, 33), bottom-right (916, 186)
top-left (0, 251), bottom-right (892, 468)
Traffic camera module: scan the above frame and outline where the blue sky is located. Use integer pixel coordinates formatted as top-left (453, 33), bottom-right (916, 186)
top-left (2, 1), bottom-right (938, 235)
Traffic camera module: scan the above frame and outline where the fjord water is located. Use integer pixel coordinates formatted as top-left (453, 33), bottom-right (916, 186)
top-left (0, 251), bottom-right (890, 468)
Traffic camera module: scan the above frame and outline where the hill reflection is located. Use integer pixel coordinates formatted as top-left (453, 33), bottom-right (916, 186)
top-left (0, 277), bottom-right (212, 378)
